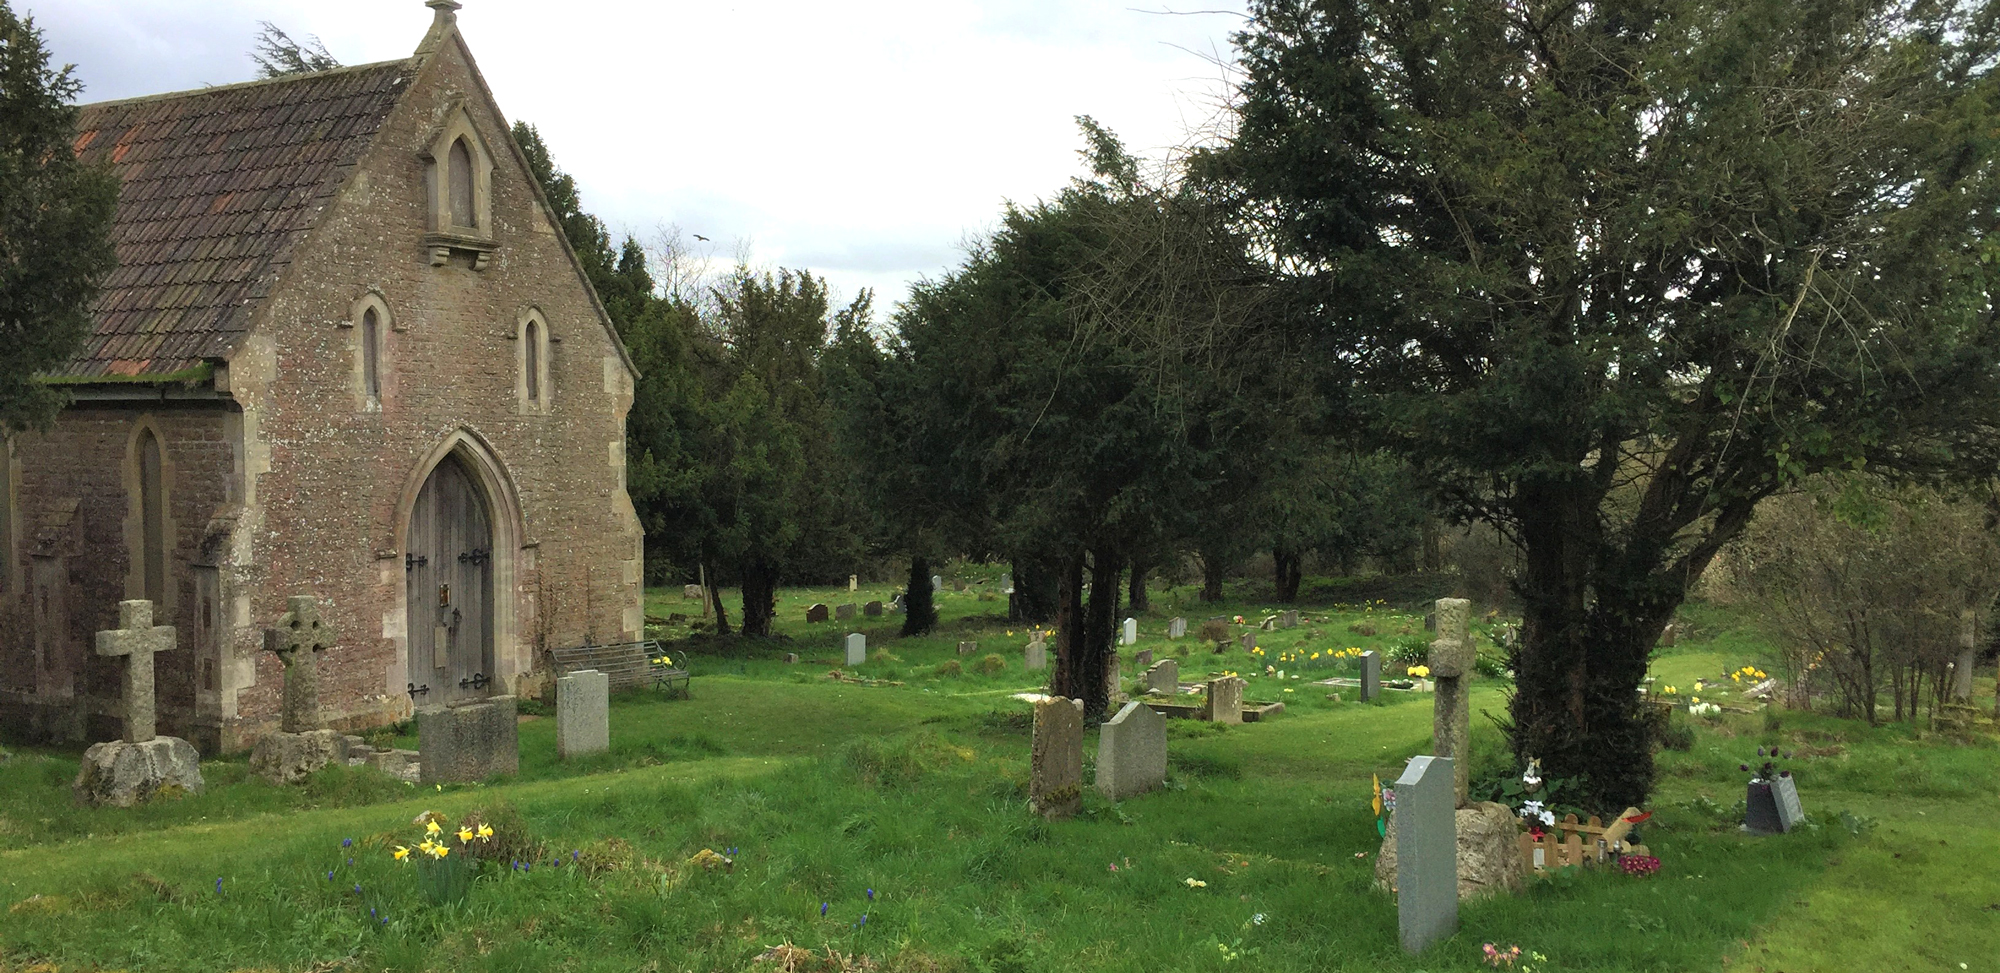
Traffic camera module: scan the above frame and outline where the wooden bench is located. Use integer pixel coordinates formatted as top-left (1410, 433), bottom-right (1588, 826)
top-left (548, 640), bottom-right (690, 698)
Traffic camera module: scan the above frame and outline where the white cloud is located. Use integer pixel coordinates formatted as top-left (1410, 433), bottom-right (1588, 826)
top-left (33, 0), bottom-right (1247, 313)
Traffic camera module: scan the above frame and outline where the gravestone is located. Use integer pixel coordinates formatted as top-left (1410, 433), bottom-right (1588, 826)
top-left (1429, 598), bottom-right (1474, 806)
top-left (418, 695), bottom-right (520, 783)
top-left (784, 652), bottom-right (799, 664)
top-left (1143, 658), bottom-right (1179, 695)
top-left (1133, 648), bottom-right (1153, 668)
top-left (1121, 617), bottom-right (1138, 646)
top-left (806, 603), bottom-right (830, 624)
top-left (890, 593), bottom-right (905, 612)
top-left (1393, 755), bottom-right (1458, 954)
top-left (684, 584), bottom-right (703, 600)
top-left (1168, 617), bottom-right (1187, 639)
top-left (1282, 610), bottom-right (1300, 629)
top-left (73, 600), bottom-right (207, 807)
top-left (932, 574), bottom-right (943, 592)
top-left (1361, 650), bottom-right (1382, 702)
top-left (864, 600), bottom-right (883, 617)
top-left (849, 574), bottom-right (858, 592)
top-left (958, 640), bottom-right (978, 656)
top-left (1773, 776), bottom-right (1806, 831)
top-left (845, 633), bottom-right (867, 666)
top-left (1024, 634), bottom-right (1047, 671)
top-left (1658, 622), bottom-right (1678, 648)
top-left (248, 596), bottom-right (349, 784)
top-left (836, 603), bottom-right (856, 621)
top-left (1001, 572), bottom-right (1014, 594)
top-left (1096, 700), bottom-right (1167, 800)
top-left (1029, 696), bottom-right (1084, 819)
top-left (557, 668), bottom-right (610, 759)
top-left (1423, 612), bottom-right (1435, 631)
top-left (1239, 632), bottom-right (1257, 652)
top-left (1204, 675), bottom-right (1244, 724)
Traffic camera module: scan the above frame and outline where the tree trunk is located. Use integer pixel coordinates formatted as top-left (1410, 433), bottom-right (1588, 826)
top-left (1128, 556), bottom-right (1150, 613)
top-left (901, 554), bottom-right (938, 636)
top-left (1009, 557), bottom-right (1059, 624)
top-left (738, 555), bottom-right (778, 638)
top-left (1273, 547), bottom-right (1303, 603)
top-left (1051, 549), bottom-right (1116, 720)
top-left (1200, 551), bottom-right (1227, 603)
top-left (705, 557), bottom-right (731, 636)
top-left (1422, 515), bottom-right (1443, 572)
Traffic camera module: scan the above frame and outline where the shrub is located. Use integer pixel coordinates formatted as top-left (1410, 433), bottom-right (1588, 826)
top-left (977, 653), bottom-right (1007, 675)
top-left (1199, 619), bottom-right (1230, 644)
top-left (934, 659), bottom-right (963, 678)
top-left (1386, 635), bottom-right (1430, 666)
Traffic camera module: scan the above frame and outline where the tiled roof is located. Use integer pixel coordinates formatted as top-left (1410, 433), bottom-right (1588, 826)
top-left (66, 60), bottom-right (414, 379)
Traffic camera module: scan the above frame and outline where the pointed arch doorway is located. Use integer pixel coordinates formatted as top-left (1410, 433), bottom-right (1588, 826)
top-left (405, 453), bottom-right (494, 708)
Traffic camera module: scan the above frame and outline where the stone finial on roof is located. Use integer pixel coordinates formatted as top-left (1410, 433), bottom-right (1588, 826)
top-left (427, 0), bottom-right (463, 21)
top-left (417, 0), bottom-right (462, 55)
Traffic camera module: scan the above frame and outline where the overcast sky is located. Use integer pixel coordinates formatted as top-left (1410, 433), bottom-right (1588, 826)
top-left (33, 0), bottom-right (1249, 314)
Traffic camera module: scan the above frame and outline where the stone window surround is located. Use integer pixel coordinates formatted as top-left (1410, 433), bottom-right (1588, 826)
top-left (342, 290), bottom-right (398, 412)
top-left (121, 417), bottom-right (178, 620)
top-left (421, 103), bottom-right (498, 270)
top-left (514, 306), bottom-right (554, 414)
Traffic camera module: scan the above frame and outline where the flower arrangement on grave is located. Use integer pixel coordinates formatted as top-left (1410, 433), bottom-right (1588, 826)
top-left (1619, 854), bottom-right (1661, 877)
top-left (1407, 664), bottom-right (1431, 679)
top-left (394, 813), bottom-right (494, 906)
top-left (1739, 745), bottom-right (1793, 783)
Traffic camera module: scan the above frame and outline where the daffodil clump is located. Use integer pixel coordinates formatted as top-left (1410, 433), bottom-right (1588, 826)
top-left (394, 815), bottom-right (495, 906)
top-left (1730, 665), bottom-right (1768, 683)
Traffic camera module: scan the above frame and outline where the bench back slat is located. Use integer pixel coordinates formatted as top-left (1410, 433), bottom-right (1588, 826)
top-left (549, 640), bottom-right (663, 692)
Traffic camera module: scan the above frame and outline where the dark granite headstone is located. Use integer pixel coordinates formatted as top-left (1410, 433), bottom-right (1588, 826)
top-left (1394, 754), bottom-right (1457, 954)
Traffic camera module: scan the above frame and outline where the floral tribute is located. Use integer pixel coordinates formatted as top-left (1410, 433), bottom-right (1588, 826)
top-left (393, 813), bottom-right (494, 906)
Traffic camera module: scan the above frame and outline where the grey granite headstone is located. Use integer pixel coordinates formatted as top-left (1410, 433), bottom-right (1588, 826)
top-left (557, 668), bottom-right (610, 759)
top-left (1096, 700), bottom-right (1167, 800)
top-left (836, 603), bottom-right (856, 621)
top-left (1430, 598), bottom-right (1474, 805)
top-left (845, 632), bottom-right (866, 665)
top-left (1121, 617), bottom-right (1138, 645)
top-left (864, 600), bottom-right (883, 617)
top-left (1024, 635), bottom-right (1047, 671)
top-left (1143, 659), bottom-right (1180, 695)
top-left (1772, 775), bottom-right (1806, 832)
top-left (1361, 650), bottom-right (1381, 702)
top-left (418, 696), bottom-right (520, 783)
top-left (1168, 617), bottom-right (1187, 639)
top-left (1030, 696), bottom-right (1084, 818)
top-left (95, 600), bottom-right (175, 744)
top-left (1394, 755), bottom-right (1458, 954)
top-left (1205, 675), bottom-right (1244, 724)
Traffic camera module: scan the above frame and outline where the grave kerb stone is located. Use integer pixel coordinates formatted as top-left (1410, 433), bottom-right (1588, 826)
top-left (95, 600), bottom-right (176, 744)
top-left (1394, 755), bottom-right (1458, 954)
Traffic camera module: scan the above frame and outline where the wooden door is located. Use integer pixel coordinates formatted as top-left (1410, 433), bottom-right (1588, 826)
top-left (405, 455), bottom-right (493, 708)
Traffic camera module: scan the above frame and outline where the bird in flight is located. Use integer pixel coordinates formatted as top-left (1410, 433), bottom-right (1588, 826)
top-left (693, 234), bottom-right (710, 242)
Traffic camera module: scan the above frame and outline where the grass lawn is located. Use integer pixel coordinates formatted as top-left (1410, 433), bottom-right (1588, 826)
top-left (1, 585), bottom-right (1995, 972)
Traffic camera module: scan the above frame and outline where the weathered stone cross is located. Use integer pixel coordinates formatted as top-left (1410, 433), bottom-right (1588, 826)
top-left (266, 596), bottom-right (337, 733)
top-left (96, 600), bottom-right (177, 744)
top-left (1428, 597), bottom-right (1474, 807)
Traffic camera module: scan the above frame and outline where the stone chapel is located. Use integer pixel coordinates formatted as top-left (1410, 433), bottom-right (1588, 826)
top-left (0, 1), bottom-right (645, 752)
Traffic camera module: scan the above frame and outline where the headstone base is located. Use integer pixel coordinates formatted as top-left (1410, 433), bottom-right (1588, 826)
top-left (1375, 800), bottom-right (1526, 900)
top-left (249, 728), bottom-right (347, 784)
top-left (73, 737), bottom-right (205, 807)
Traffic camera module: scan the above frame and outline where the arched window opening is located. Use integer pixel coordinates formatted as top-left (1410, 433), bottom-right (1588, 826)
top-left (525, 319), bottom-right (542, 403)
top-left (448, 138), bottom-right (475, 229)
top-left (138, 429), bottom-right (167, 606)
top-left (362, 307), bottom-right (382, 400)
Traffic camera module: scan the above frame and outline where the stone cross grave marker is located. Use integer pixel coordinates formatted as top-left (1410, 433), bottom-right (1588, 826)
top-left (265, 595), bottom-right (336, 733)
top-left (1143, 658), bottom-right (1179, 695)
top-left (864, 600), bottom-right (883, 617)
top-left (96, 599), bottom-right (177, 744)
top-left (1024, 633), bottom-right (1047, 671)
top-left (1133, 648), bottom-right (1153, 668)
top-left (1030, 696), bottom-right (1084, 819)
top-left (1205, 675), bottom-right (1244, 724)
top-left (557, 668), bottom-right (610, 759)
top-left (1394, 755), bottom-right (1458, 954)
top-left (1096, 700), bottom-right (1167, 800)
top-left (845, 632), bottom-right (866, 666)
top-left (806, 603), bottom-right (829, 624)
top-left (1429, 597), bottom-right (1474, 805)
top-left (1168, 616), bottom-right (1187, 639)
top-left (1121, 617), bottom-right (1138, 646)
top-left (836, 603), bottom-right (856, 621)
top-left (1361, 650), bottom-right (1381, 702)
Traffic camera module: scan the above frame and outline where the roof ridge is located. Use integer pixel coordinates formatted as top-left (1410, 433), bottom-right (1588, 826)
top-left (77, 57), bottom-right (414, 112)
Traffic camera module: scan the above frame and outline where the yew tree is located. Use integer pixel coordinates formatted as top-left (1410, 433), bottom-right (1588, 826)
top-left (1226, 0), bottom-right (2000, 808)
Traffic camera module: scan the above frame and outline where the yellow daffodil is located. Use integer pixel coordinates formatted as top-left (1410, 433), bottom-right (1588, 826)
top-left (1409, 665), bottom-right (1431, 679)
top-left (425, 820), bottom-right (442, 836)
top-left (457, 827), bottom-right (475, 843)
top-left (1690, 696), bottom-right (1701, 704)
top-left (393, 845), bottom-right (410, 861)
top-left (1184, 878), bottom-right (1208, 888)
top-left (477, 824), bottom-right (494, 840)
top-left (1662, 686), bottom-right (1677, 695)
